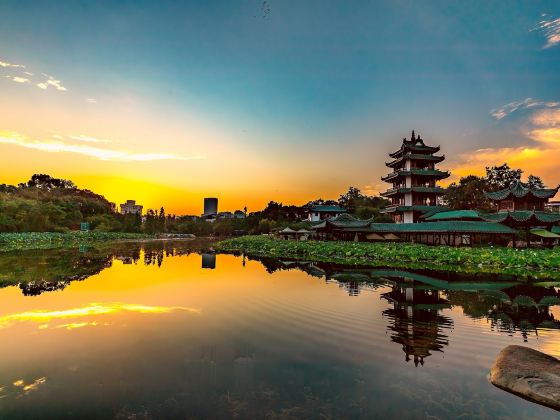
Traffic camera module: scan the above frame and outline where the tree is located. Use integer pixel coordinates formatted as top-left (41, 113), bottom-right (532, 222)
top-left (445, 175), bottom-right (494, 211)
top-left (338, 187), bottom-right (364, 210)
top-left (527, 174), bottom-right (546, 189)
top-left (484, 164), bottom-right (522, 190)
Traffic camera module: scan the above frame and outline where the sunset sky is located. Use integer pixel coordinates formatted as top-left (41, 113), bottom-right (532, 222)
top-left (1, 0), bottom-right (559, 214)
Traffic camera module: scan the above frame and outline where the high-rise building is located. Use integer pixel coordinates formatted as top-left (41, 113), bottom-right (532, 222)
top-left (203, 197), bottom-right (218, 216)
top-left (120, 200), bottom-right (143, 215)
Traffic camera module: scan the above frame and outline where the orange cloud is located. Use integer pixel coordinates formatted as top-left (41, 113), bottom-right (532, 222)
top-left (448, 105), bottom-right (560, 189)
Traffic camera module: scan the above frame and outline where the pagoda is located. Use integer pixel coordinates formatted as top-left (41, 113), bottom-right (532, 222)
top-left (381, 131), bottom-right (449, 223)
top-left (483, 180), bottom-right (560, 229)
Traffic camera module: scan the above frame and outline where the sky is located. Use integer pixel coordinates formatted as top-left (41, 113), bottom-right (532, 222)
top-left (1, 0), bottom-right (559, 214)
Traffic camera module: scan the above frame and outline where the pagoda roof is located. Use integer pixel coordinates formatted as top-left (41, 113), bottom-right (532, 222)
top-left (484, 180), bottom-right (559, 201)
top-left (309, 204), bottom-right (346, 213)
top-left (381, 205), bottom-right (449, 214)
top-left (381, 169), bottom-right (450, 182)
top-left (423, 210), bottom-right (483, 221)
top-left (481, 210), bottom-right (560, 225)
top-left (311, 213), bottom-right (373, 230)
top-left (381, 186), bottom-right (447, 198)
top-left (389, 132), bottom-right (440, 158)
top-left (386, 153), bottom-right (445, 168)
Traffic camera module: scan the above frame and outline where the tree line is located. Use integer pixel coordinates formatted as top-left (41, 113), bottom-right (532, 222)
top-left (0, 174), bottom-right (390, 234)
top-left (0, 165), bottom-right (550, 234)
top-left (444, 164), bottom-right (546, 211)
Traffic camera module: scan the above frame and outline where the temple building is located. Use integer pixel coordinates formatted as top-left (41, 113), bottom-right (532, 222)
top-left (308, 204), bottom-right (346, 222)
top-left (381, 131), bottom-right (448, 223)
top-left (483, 181), bottom-right (560, 232)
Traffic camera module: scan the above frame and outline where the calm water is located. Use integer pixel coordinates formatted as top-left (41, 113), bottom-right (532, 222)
top-left (0, 241), bottom-right (559, 419)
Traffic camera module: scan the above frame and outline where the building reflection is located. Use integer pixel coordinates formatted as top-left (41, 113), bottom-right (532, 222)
top-left (246, 257), bottom-right (560, 365)
top-left (380, 281), bottom-right (452, 366)
top-left (201, 253), bottom-right (216, 269)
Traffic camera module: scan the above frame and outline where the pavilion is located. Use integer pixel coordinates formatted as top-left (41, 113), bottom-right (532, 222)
top-left (482, 180), bottom-right (560, 243)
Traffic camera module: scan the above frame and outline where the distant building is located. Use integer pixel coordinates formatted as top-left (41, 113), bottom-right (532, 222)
top-left (120, 200), bottom-right (143, 215)
top-left (234, 210), bottom-right (246, 219)
top-left (308, 205), bottom-right (346, 222)
top-left (217, 211), bottom-right (233, 219)
top-left (203, 197), bottom-right (218, 216)
top-left (545, 201), bottom-right (560, 213)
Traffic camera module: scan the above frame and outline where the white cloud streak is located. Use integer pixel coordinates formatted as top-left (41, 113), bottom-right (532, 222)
top-left (490, 98), bottom-right (560, 120)
top-left (1, 58), bottom-right (67, 92)
top-left (3, 75), bottom-right (29, 84)
top-left (0, 59), bottom-right (25, 68)
top-left (533, 15), bottom-right (560, 49)
top-left (0, 131), bottom-right (204, 162)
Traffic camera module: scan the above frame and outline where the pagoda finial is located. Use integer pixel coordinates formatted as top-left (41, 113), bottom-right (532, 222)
top-left (411, 130), bottom-right (416, 141)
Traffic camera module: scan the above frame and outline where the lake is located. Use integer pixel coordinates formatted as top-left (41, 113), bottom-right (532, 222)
top-left (0, 240), bottom-right (559, 419)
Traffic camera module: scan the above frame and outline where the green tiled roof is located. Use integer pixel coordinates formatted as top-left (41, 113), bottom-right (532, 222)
top-left (389, 142), bottom-right (440, 158)
top-left (311, 213), bottom-right (372, 230)
top-left (368, 221), bottom-right (516, 234)
top-left (381, 186), bottom-right (447, 197)
top-left (309, 205), bottom-right (346, 213)
top-left (482, 211), bottom-right (560, 224)
top-left (386, 154), bottom-right (445, 168)
top-left (553, 226), bottom-right (560, 234)
top-left (381, 205), bottom-right (448, 214)
top-left (484, 180), bottom-right (559, 201)
top-left (381, 169), bottom-right (450, 182)
top-left (312, 215), bottom-right (517, 234)
top-left (424, 210), bottom-right (483, 221)
top-left (530, 228), bottom-right (560, 239)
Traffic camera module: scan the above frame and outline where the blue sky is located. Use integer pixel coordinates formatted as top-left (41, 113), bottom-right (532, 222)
top-left (1, 1), bottom-right (559, 212)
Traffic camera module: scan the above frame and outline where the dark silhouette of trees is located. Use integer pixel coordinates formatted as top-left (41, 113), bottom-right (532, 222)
top-left (445, 175), bottom-right (493, 211)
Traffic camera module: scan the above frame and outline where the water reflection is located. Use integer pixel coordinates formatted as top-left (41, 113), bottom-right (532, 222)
top-left (381, 284), bottom-right (452, 366)
top-left (249, 257), bottom-right (560, 364)
top-left (0, 240), bottom-right (210, 296)
top-left (0, 303), bottom-right (199, 330)
top-left (0, 244), bottom-right (559, 418)
top-left (201, 253), bottom-right (217, 269)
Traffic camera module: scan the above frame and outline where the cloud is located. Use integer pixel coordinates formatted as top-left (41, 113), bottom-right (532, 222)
top-left (490, 98), bottom-right (559, 120)
top-left (0, 59), bottom-right (24, 68)
top-left (0, 58), bottom-right (67, 92)
top-left (86, 98), bottom-right (97, 103)
top-left (0, 131), bottom-right (204, 162)
top-left (68, 134), bottom-right (110, 144)
top-left (3, 75), bottom-right (29, 84)
top-left (533, 15), bottom-right (560, 48)
top-left (450, 100), bottom-right (560, 188)
top-left (38, 73), bottom-right (67, 91)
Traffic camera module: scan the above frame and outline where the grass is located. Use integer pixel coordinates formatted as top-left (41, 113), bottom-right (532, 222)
top-left (0, 231), bottom-right (152, 252)
top-left (217, 235), bottom-right (560, 279)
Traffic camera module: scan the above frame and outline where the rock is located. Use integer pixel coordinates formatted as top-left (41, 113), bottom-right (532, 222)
top-left (489, 345), bottom-right (560, 410)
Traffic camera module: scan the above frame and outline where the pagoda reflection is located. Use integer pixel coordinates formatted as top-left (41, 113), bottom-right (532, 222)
top-left (381, 280), bottom-right (453, 366)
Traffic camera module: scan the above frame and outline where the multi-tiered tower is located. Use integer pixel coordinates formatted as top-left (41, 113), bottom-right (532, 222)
top-left (381, 131), bottom-right (448, 223)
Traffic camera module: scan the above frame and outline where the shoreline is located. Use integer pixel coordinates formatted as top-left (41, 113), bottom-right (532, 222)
top-left (216, 235), bottom-right (560, 279)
